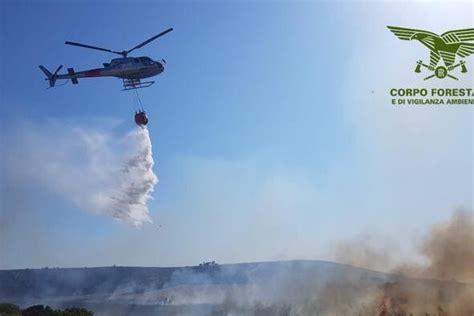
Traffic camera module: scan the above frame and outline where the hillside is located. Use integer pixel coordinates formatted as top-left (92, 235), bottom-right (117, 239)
top-left (0, 260), bottom-right (470, 315)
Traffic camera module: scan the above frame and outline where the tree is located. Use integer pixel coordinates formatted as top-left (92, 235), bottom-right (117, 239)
top-left (21, 305), bottom-right (56, 316)
top-left (0, 303), bottom-right (21, 316)
top-left (0, 304), bottom-right (94, 316)
top-left (59, 308), bottom-right (93, 316)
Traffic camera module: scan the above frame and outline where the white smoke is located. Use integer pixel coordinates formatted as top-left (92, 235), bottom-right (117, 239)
top-left (3, 120), bottom-right (158, 227)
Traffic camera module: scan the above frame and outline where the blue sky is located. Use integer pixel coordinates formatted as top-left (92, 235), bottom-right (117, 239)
top-left (0, 1), bottom-right (472, 269)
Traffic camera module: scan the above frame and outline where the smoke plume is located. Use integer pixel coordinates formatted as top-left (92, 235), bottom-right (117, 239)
top-left (329, 209), bottom-right (474, 315)
top-left (418, 210), bottom-right (474, 281)
top-left (136, 210), bottom-right (474, 315)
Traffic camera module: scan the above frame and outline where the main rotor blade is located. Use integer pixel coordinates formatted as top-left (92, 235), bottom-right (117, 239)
top-left (54, 65), bottom-right (63, 75)
top-left (65, 41), bottom-right (122, 55)
top-left (126, 28), bottom-right (173, 55)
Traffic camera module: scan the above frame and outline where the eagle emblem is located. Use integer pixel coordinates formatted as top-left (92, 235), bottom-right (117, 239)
top-left (387, 26), bottom-right (474, 80)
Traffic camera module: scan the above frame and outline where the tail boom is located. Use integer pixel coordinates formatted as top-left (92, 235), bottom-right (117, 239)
top-left (39, 65), bottom-right (116, 88)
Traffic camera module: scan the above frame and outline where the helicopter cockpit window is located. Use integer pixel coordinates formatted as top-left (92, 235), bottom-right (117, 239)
top-left (140, 57), bottom-right (154, 65)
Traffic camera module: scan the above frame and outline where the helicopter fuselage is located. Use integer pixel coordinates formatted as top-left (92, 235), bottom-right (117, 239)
top-left (56, 56), bottom-right (164, 81)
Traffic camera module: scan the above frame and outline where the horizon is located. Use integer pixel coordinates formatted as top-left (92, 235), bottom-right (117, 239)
top-left (0, 258), bottom-right (377, 271)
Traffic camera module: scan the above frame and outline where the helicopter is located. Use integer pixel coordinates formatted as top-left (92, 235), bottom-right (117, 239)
top-left (39, 28), bottom-right (173, 91)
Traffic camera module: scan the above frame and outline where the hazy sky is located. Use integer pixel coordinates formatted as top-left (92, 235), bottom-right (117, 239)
top-left (0, 0), bottom-right (472, 269)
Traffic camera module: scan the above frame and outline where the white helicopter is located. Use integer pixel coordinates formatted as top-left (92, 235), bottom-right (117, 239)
top-left (39, 28), bottom-right (173, 90)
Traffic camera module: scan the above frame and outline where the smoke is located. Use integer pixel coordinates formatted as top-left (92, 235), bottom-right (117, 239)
top-left (131, 210), bottom-right (473, 315)
top-left (2, 120), bottom-right (158, 227)
top-left (1, 210), bottom-right (472, 315)
top-left (328, 209), bottom-right (474, 315)
top-left (331, 233), bottom-right (396, 273)
top-left (418, 210), bottom-right (474, 281)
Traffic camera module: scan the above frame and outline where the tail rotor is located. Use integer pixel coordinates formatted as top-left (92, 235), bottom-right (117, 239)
top-left (39, 65), bottom-right (63, 87)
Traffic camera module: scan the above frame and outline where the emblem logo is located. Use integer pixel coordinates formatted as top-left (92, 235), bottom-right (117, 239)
top-left (387, 26), bottom-right (474, 80)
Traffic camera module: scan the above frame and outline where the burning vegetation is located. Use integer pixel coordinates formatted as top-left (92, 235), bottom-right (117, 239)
top-left (0, 211), bottom-right (471, 316)
top-left (335, 210), bottom-right (474, 316)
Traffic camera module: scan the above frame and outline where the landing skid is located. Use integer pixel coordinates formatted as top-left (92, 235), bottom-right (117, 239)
top-left (122, 78), bottom-right (155, 91)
